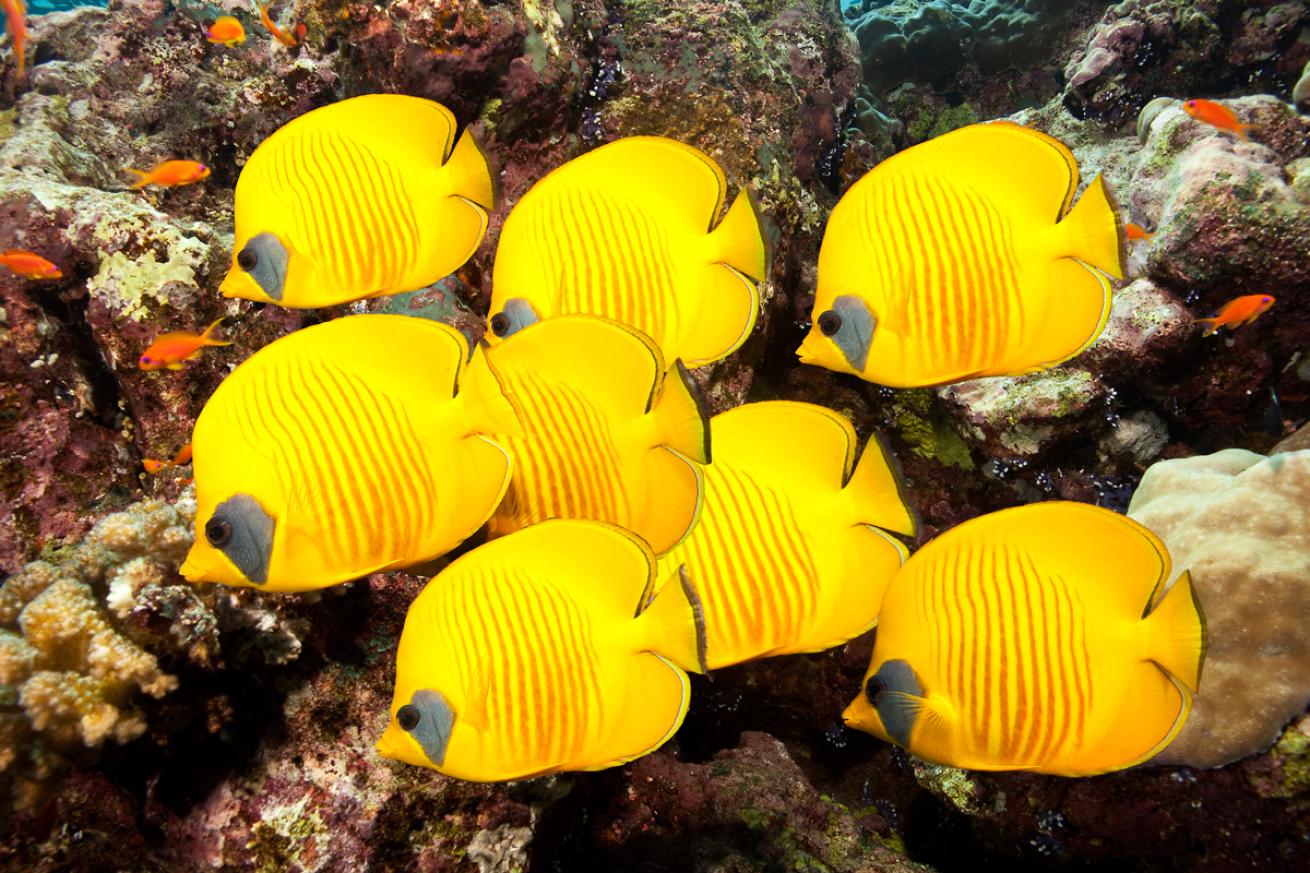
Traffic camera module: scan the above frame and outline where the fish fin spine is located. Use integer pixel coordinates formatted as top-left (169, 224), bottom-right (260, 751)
top-left (1143, 570), bottom-right (1207, 695)
top-left (649, 360), bottom-right (711, 464)
top-left (710, 188), bottom-right (769, 282)
top-left (846, 432), bottom-right (918, 537)
top-left (444, 127), bottom-right (497, 211)
top-left (1059, 175), bottom-right (1124, 280)
top-left (633, 564), bottom-right (708, 675)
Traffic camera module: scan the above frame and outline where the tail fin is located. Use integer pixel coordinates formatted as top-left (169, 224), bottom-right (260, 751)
top-left (1235, 123), bottom-right (1251, 142)
top-left (846, 432), bottom-right (918, 537)
top-left (1059, 175), bottom-right (1124, 280)
top-left (444, 127), bottom-right (497, 212)
top-left (710, 189), bottom-right (768, 282)
top-left (127, 168), bottom-right (150, 190)
top-left (648, 361), bottom-right (711, 464)
top-left (1143, 570), bottom-right (1207, 695)
top-left (633, 565), bottom-right (708, 674)
top-left (1193, 317), bottom-right (1222, 337)
top-left (200, 317), bottom-right (233, 346)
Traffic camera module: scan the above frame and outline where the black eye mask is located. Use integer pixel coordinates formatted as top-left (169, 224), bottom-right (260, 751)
top-left (816, 295), bottom-right (875, 372)
top-left (237, 233), bottom-right (289, 301)
top-left (207, 493), bottom-right (275, 585)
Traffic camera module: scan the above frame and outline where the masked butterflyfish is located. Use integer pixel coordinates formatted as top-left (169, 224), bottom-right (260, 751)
top-left (376, 519), bottom-right (708, 781)
top-left (485, 136), bottom-right (768, 367)
top-left (474, 314), bottom-right (710, 554)
top-left (798, 122), bottom-right (1125, 388)
top-left (656, 401), bottom-right (917, 669)
top-left (220, 94), bottom-right (496, 308)
top-left (843, 501), bottom-right (1207, 776)
top-left (180, 315), bottom-right (517, 592)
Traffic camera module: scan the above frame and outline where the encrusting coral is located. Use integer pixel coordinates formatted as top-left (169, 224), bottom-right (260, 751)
top-left (1128, 448), bottom-right (1310, 768)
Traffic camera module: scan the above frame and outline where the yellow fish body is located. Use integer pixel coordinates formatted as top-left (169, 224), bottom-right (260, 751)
top-left (657, 402), bottom-right (917, 668)
top-left (180, 315), bottom-right (515, 592)
top-left (377, 519), bottom-right (708, 781)
top-left (476, 315), bottom-right (709, 554)
top-left (220, 94), bottom-right (496, 307)
top-left (485, 136), bottom-right (768, 367)
top-left (843, 502), bottom-right (1207, 776)
top-left (798, 122), bottom-right (1125, 388)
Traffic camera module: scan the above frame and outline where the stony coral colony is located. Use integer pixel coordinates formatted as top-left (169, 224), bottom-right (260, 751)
top-left (2, 40), bottom-right (1307, 792)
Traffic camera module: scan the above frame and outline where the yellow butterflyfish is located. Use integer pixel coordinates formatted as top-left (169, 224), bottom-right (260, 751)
top-left (179, 315), bottom-right (515, 592)
top-left (220, 94), bottom-right (496, 307)
top-left (798, 121), bottom-right (1125, 388)
top-left (475, 315), bottom-right (709, 554)
top-left (376, 519), bottom-right (708, 782)
top-left (656, 401), bottom-right (917, 669)
top-left (843, 501), bottom-right (1207, 776)
top-left (485, 136), bottom-right (768, 367)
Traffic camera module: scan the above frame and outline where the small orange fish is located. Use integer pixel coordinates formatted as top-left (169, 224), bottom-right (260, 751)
top-left (206, 15), bottom-right (246, 48)
top-left (1183, 99), bottom-right (1250, 141)
top-left (2, 0), bottom-right (25, 77)
top-left (139, 318), bottom-right (232, 370)
top-left (1194, 294), bottom-right (1275, 336)
top-left (143, 443), bottom-right (194, 474)
top-left (126, 160), bottom-right (212, 190)
top-left (1125, 222), bottom-right (1153, 242)
top-left (257, 2), bottom-right (297, 47)
top-left (0, 249), bottom-right (61, 279)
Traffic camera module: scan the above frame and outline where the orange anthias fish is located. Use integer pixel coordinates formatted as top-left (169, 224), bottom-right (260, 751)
top-left (1183, 99), bottom-right (1250, 141)
top-left (0, 249), bottom-right (61, 279)
top-left (126, 160), bottom-right (212, 190)
top-left (256, 2), bottom-right (297, 47)
top-left (142, 443), bottom-right (193, 474)
top-left (2, 0), bottom-right (24, 77)
top-left (206, 15), bottom-right (246, 48)
top-left (1194, 294), bottom-right (1275, 336)
top-left (1125, 222), bottom-right (1153, 242)
top-left (139, 318), bottom-right (232, 370)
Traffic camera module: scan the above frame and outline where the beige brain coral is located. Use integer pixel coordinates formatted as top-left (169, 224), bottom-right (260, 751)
top-left (1128, 448), bottom-right (1310, 768)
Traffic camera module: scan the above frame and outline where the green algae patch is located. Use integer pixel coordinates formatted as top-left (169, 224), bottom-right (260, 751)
top-left (890, 390), bottom-right (975, 469)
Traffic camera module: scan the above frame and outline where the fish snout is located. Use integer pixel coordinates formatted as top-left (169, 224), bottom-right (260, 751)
top-left (796, 331), bottom-right (821, 365)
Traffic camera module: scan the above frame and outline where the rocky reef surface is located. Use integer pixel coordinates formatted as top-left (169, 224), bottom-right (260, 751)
top-left (1, 0), bottom-right (1308, 870)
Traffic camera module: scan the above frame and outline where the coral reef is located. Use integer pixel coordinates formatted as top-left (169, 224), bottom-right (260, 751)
top-left (1128, 448), bottom-right (1310, 767)
top-left (0, 489), bottom-right (312, 818)
top-left (1062, 0), bottom-right (1310, 128)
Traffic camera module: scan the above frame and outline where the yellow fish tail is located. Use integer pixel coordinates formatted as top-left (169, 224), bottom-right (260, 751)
top-left (1058, 175), bottom-right (1125, 280)
top-left (126, 168), bottom-right (150, 190)
top-left (461, 346), bottom-right (523, 437)
top-left (635, 447), bottom-right (704, 554)
top-left (711, 188), bottom-right (769, 282)
top-left (200, 316), bottom-right (233, 346)
top-left (800, 524), bottom-right (908, 653)
top-left (1143, 570), bottom-right (1207, 696)
top-left (1025, 258), bottom-right (1113, 370)
top-left (649, 361), bottom-right (711, 465)
top-left (847, 431), bottom-right (919, 537)
top-left (634, 565), bottom-right (708, 674)
top-left (445, 127), bottom-right (497, 211)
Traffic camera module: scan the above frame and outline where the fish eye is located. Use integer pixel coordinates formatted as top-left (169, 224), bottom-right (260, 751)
top-left (140, 356), bottom-right (152, 364)
top-left (237, 247), bottom-right (258, 271)
top-left (817, 310), bottom-right (843, 337)
top-left (865, 676), bottom-right (886, 705)
top-left (397, 704), bottom-right (421, 731)
top-left (489, 312), bottom-right (511, 337)
top-left (205, 517), bottom-right (233, 547)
